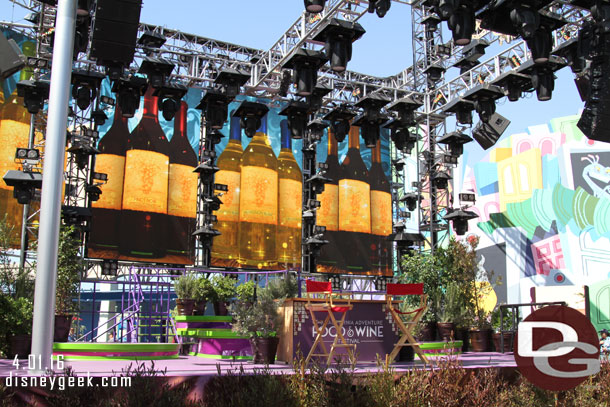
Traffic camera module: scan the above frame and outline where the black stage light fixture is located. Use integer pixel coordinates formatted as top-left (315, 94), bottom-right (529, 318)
top-left (307, 118), bottom-right (329, 141)
top-left (283, 49), bottom-right (328, 96)
top-left (71, 69), bottom-right (104, 111)
top-left (61, 205), bottom-right (92, 226)
top-left (422, 14), bottom-right (442, 32)
top-left (510, 7), bottom-right (540, 40)
top-left (304, 0), bottom-right (326, 13)
top-left (313, 18), bottom-right (365, 72)
top-left (448, 3), bottom-right (475, 46)
top-left (101, 259), bottom-right (119, 276)
top-left (462, 39), bottom-right (489, 61)
top-left (491, 71), bottom-right (533, 102)
top-left (323, 104), bottom-right (355, 143)
top-left (436, 0), bottom-right (458, 20)
top-left (15, 148), bottom-right (40, 161)
top-left (278, 70), bottom-right (291, 97)
top-left (306, 170), bottom-right (332, 195)
top-left (384, 120), bottom-right (419, 154)
top-left (453, 57), bottom-right (479, 75)
top-left (437, 131), bottom-right (473, 156)
top-left (72, 15), bottom-right (91, 58)
top-left (214, 67), bottom-right (250, 100)
top-left (77, 0), bottom-right (92, 16)
top-left (111, 76), bottom-right (148, 118)
top-left (392, 157), bottom-right (408, 172)
top-left (442, 97), bottom-right (475, 125)
top-left (138, 57), bottom-right (175, 88)
top-left (137, 30), bottom-right (166, 55)
top-left (353, 93), bottom-right (390, 148)
top-left (368, 0), bottom-right (391, 18)
top-left (443, 208), bottom-right (478, 235)
top-left (194, 151), bottom-right (220, 180)
top-left (472, 112), bottom-right (510, 150)
top-left (153, 83), bottom-right (187, 121)
top-left (279, 100), bottom-right (309, 140)
top-left (232, 101), bottom-right (269, 138)
top-left (307, 84), bottom-right (332, 112)
top-left (462, 83), bottom-right (505, 123)
top-left (3, 170), bottom-right (43, 205)
top-left (16, 80), bottom-right (50, 115)
top-left (24, 12), bottom-right (40, 25)
top-left (206, 129), bottom-right (224, 146)
top-left (431, 171), bottom-right (451, 190)
top-left (86, 184), bottom-right (102, 202)
top-left (400, 192), bottom-right (420, 212)
top-left (459, 192), bottom-right (476, 203)
top-left (552, 37), bottom-right (587, 74)
top-left (67, 140), bottom-right (100, 169)
top-left (388, 226), bottom-right (424, 256)
top-left (196, 89), bottom-right (231, 129)
top-left (516, 56), bottom-right (566, 101)
top-left (386, 95), bottom-right (422, 126)
top-left (91, 109), bottom-right (108, 126)
top-left (424, 63), bottom-right (445, 84)
top-left (90, 0), bottom-right (142, 81)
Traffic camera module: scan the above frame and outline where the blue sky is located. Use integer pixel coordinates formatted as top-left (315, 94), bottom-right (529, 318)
top-left (0, 0), bottom-right (585, 138)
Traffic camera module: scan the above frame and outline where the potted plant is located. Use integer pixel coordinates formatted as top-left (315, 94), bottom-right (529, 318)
top-left (259, 273), bottom-right (298, 300)
top-left (0, 296), bottom-right (33, 358)
top-left (491, 307), bottom-right (519, 353)
top-left (236, 280), bottom-right (256, 306)
top-left (54, 225), bottom-right (83, 342)
top-left (211, 274), bottom-right (237, 316)
top-left (231, 296), bottom-right (283, 364)
top-left (174, 274), bottom-right (198, 316)
top-left (438, 283), bottom-right (462, 341)
top-left (194, 276), bottom-right (213, 315)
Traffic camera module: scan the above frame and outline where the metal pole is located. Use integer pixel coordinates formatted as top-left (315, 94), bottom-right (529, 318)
top-left (30, 0), bottom-right (76, 373)
top-left (18, 114), bottom-right (37, 276)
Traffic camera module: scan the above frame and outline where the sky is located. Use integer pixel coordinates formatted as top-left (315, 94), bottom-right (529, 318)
top-left (0, 0), bottom-right (586, 139)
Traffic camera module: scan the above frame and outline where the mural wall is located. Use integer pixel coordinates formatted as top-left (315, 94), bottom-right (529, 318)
top-left (457, 111), bottom-right (610, 311)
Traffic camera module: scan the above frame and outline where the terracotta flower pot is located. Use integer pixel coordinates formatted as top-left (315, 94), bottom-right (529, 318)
top-left (419, 322), bottom-right (437, 341)
top-left (193, 300), bottom-right (207, 315)
top-left (54, 315), bottom-right (72, 342)
top-left (493, 332), bottom-right (514, 353)
top-left (469, 328), bottom-right (491, 352)
top-left (437, 322), bottom-right (455, 340)
top-left (176, 299), bottom-right (195, 316)
top-left (213, 301), bottom-right (229, 316)
top-left (9, 334), bottom-right (31, 359)
top-left (250, 336), bottom-right (280, 364)
top-left (455, 328), bottom-right (470, 352)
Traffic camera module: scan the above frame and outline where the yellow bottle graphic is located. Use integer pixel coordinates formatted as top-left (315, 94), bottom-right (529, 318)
top-left (212, 115), bottom-right (243, 263)
top-left (369, 138), bottom-right (392, 276)
top-left (0, 40), bottom-right (36, 245)
top-left (277, 119), bottom-right (302, 266)
top-left (238, 114), bottom-right (278, 267)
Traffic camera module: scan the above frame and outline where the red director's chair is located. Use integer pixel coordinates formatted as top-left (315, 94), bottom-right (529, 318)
top-left (304, 280), bottom-right (356, 366)
top-left (385, 283), bottom-right (429, 364)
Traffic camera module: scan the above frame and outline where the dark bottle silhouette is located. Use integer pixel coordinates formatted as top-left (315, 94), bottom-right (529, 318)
top-left (369, 138), bottom-right (392, 276)
top-left (119, 86), bottom-right (170, 258)
top-left (89, 106), bottom-right (129, 254)
top-left (167, 101), bottom-right (198, 262)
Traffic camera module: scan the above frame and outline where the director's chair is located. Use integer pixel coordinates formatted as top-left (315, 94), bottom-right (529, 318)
top-left (304, 279), bottom-right (356, 366)
top-left (385, 283), bottom-right (429, 364)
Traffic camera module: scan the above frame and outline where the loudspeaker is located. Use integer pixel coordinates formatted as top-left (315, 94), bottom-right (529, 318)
top-left (472, 112), bottom-right (510, 150)
top-left (0, 32), bottom-right (25, 80)
top-left (90, 0), bottom-right (142, 67)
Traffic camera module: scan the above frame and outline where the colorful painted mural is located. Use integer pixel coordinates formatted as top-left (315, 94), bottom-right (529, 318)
top-left (457, 111), bottom-right (610, 313)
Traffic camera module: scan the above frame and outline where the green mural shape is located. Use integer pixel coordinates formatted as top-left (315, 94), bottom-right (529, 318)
top-left (531, 188), bottom-right (555, 232)
top-left (506, 198), bottom-right (539, 239)
top-left (552, 183), bottom-right (576, 228)
top-left (587, 279), bottom-right (610, 334)
top-left (550, 114), bottom-right (585, 143)
top-left (594, 198), bottom-right (610, 236)
top-left (573, 187), bottom-right (599, 229)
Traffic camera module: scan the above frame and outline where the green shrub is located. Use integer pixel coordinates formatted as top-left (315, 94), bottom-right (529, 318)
top-left (235, 280), bottom-right (256, 303)
top-left (195, 276), bottom-right (214, 302)
top-left (259, 273), bottom-right (298, 300)
top-left (210, 274), bottom-right (237, 302)
top-left (174, 274), bottom-right (198, 300)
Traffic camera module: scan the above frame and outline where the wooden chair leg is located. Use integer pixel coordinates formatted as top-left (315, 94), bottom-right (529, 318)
top-left (405, 331), bottom-right (429, 364)
top-left (328, 311), bottom-right (356, 365)
top-left (388, 333), bottom-right (409, 363)
top-left (305, 312), bottom-right (330, 365)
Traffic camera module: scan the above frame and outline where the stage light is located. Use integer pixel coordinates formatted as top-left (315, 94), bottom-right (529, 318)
top-left (101, 259), bottom-right (118, 276)
top-left (307, 118), bottom-right (328, 142)
top-left (62, 205), bottom-right (92, 226)
top-left (24, 12), bottom-right (40, 24)
top-left (278, 71), bottom-right (291, 97)
top-left (279, 100), bottom-right (309, 140)
top-left (385, 122), bottom-right (419, 154)
top-left (3, 170), bottom-right (43, 205)
top-left (304, 0), bottom-right (326, 13)
top-left (93, 172), bottom-right (108, 182)
top-left (307, 85), bottom-right (332, 112)
top-left (111, 76), bottom-right (148, 118)
top-left (16, 80), bottom-right (50, 114)
top-left (431, 171), bottom-right (451, 190)
top-left (354, 93), bottom-right (390, 148)
top-left (138, 57), bottom-right (175, 88)
top-left (314, 18), bottom-right (365, 72)
top-left (459, 192), bottom-right (476, 203)
top-left (86, 184), bottom-right (102, 202)
top-left (442, 97), bottom-right (474, 125)
top-left (73, 15), bottom-right (91, 57)
top-left (91, 109), bottom-right (108, 126)
top-left (283, 49), bottom-right (328, 96)
top-left (153, 83), bottom-right (187, 121)
top-left (463, 83), bottom-right (504, 123)
top-left (491, 71), bottom-right (532, 102)
top-left (77, 0), bottom-right (92, 16)
top-left (448, 4), bottom-right (475, 46)
top-left (386, 95), bottom-right (422, 126)
top-left (67, 140), bottom-right (100, 169)
top-left (232, 101), bottom-right (269, 138)
top-left (400, 192), bottom-right (420, 212)
top-left (196, 89), bottom-right (231, 129)
top-left (552, 37), bottom-right (587, 74)
top-left (437, 131), bottom-right (473, 157)
top-left (323, 104), bottom-right (355, 143)
top-left (443, 208), bottom-right (478, 235)
top-left (137, 30), bottom-right (166, 55)
top-left (510, 7), bottom-right (539, 39)
top-left (436, 0), bottom-right (457, 20)
top-left (422, 14), bottom-right (441, 32)
top-left (528, 26), bottom-right (553, 64)
top-left (15, 148), bottom-right (40, 161)
top-left (71, 70), bottom-right (104, 111)
top-left (206, 129), bottom-right (224, 145)
top-left (516, 57), bottom-right (566, 102)
top-left (214, 67), bottom-right (250, 100)
top-left (307, 170), bottom-right (332, 195)
top-left (424, 63), bottom-right (445, 84)
top-left (392, 157), bottom-right (408, 172)
top-left (100, 95), bottom-right (115, 106)
top-left (368, 0), bottom-right (391, 18)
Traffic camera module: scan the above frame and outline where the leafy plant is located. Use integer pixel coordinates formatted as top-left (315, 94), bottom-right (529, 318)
top-left (231, 296), bottom-right (283, 338)
top-left (399, 250), bottom-right (445, 322)
top-left (174, 273), bottom-right (198, 300)
top-left (438, 283), bottom-right (465, 324)
top-left (0, 296), bottom-right (33, 357)
top-left (195, 275), bottom-right (214, 302)
top-left (260, 273), bottom-right (298, 300)
top-left (55, 225), bottom-right (83, 315)
top-left (211, 274), bottom-right (237, 302)
top-left (491, 307), bottom-right (520, 333)
top-left (236, 280), bottom-right (256, 303)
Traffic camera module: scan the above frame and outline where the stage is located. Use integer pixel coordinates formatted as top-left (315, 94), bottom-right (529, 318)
top-left (0, 352), bottom-right (517, 379)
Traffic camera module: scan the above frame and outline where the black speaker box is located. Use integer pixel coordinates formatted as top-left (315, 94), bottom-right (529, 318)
top-left (0, 32), bottom-right (25, 80)
top-left (472, 112), bottom-right (511, 150)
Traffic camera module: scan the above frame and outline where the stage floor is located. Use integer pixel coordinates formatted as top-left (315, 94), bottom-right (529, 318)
top-left (0, 352), bottom-right (516, 378)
